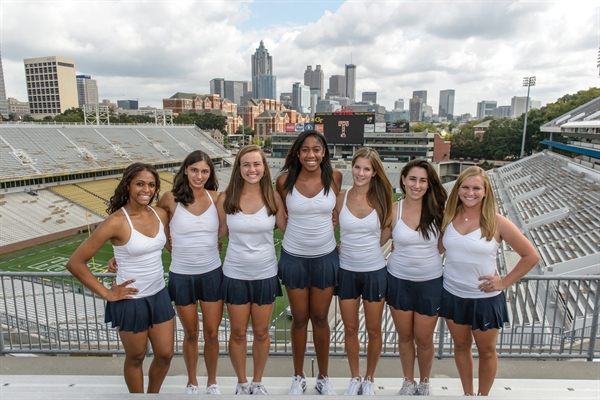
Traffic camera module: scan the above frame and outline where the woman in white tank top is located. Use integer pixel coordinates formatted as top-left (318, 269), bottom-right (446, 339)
top-left (334, 148), bottom-right (393, 396)
top-left (381, 159), bottom-right (447, 396)
top-left (216, 145), bottom-right (287, 395)
top-left (440, 166), bottom-right (540, 396)
top-left (67, 163), bottom-right (174, 394)
top-left (275, 130), bottom-right (343, 395)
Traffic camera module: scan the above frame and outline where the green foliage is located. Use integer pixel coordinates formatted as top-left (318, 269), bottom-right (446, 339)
top-left (263, 136), bottom-right (272, 149)
top-left (235, 125), bottom-right (254, 136)
top-left (173, 113), bottom-right (194, 125)
top-left (410, 122), bottom-right (438, 132)
top-left (129, 115), bottom-right (155, 123)
top-left (395, 118), bottom-right (408, 123)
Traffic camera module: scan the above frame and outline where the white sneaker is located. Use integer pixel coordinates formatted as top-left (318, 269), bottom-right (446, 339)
top-left (397, 378), bottom-right (418, 396)
top-left (185, 384), bottom-right (199, 394)
top-left (361, 377), bottom-right (375, 396)
top-left (288, 374), bottom-right (307, 395)
top-left (206, 384), bottom-right (221, 394)
top-left (343, 377), bottom-right (362, 395)
top-left (417, 378), bottom-right (432, 396)
top-left (251, 382), bottom-right (269, 395)
top-left (235, 382), bottom-right (251, 395)
top-left (315, 376), bottom-right (337, 395)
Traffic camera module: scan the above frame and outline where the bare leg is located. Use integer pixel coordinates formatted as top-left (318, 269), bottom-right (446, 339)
top-left (413, 313), bottom-right (439, 382)
top-left (250, 302), bottom-right (275, 382)
top-left (200, 299), bottom-right (224, 386)
top-left (146, 318), bottom-right (175, 393)
top-left (339, 297), bottom-right (361, 378)
top-left (309, 286), bottom-right (335, 378)
top-left (226, 303), bottom-right (251, 384)
top-left (472, 328), bottom-right (499, 396)
top-left (286, 287), bottom-right (310, 376)
top-left (362, 298), bottom-right (385, 380)
top-left (118, 329), bottom-right (149, 393)
top-left (390, 306), bottom-right (416, 381)
top-left (445, 318), bottom-right (475, 396)
top-left (176, 303), bottom-right (201, 386)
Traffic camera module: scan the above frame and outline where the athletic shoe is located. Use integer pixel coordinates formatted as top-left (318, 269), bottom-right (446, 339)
top-left (206, 384), bottom-right (221, 394)
top-left (361, 377), bottom-right (375, 396)
top-left (417, 378), bottom-right (432, 396)
top-left (185, 384), bottom-right (199, 394)
top-left (397, 378), bottom-right (418, 396)
top-left (343, 377), bottom-right (362, 395)
top-left (288, 374), bottom-right (307, 395)
top-left (251, 382), bottom-right (269, 395)
top-left (315, 376), bottom-right (337, 395)
top-left (235, 382), bottom-right (251, 395)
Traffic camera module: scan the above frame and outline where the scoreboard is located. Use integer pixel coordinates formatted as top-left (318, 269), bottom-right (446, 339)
top-left (314, 111), bottom-right (374, 145)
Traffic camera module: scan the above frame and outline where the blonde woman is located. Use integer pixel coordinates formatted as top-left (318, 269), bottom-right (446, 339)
top-left (439, 166), bottom-right (540, 396)
top-left (334, 148), bottom-right (393, 396)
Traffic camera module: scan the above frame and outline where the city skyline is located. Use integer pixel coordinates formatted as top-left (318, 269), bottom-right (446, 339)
top-left (1, 1), bottom-right (597, 116)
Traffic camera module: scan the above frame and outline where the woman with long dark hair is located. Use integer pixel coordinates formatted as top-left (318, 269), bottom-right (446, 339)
top-left (334, 148), bottom-right (393, 396)
top-left (383, 159), bottom-right (447, 396)
top-left (439, 166), bottom-right (540, 396)
top-left (216, 145), bottom-right (287, 395)
top-left (276, 130), bottom-right (343, 395)
top-left (67, 163), bottom-right (174, 394)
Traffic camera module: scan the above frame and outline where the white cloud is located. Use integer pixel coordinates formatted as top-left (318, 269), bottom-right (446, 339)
top-left (1, 0), bottom-right (598, 116)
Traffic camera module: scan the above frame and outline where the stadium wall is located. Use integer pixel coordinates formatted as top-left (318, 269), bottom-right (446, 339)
top-left (0, 224), bottom-right (99, 253)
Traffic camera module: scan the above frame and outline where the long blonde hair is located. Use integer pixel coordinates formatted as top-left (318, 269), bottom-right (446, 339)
top-left (441, 166), bottom-right (497, 241)
top-left (351, 147), bottom-right (393, 228)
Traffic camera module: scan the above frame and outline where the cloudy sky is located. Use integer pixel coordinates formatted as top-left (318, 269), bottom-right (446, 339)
top-left (2, 0), bottom-right (598, 116)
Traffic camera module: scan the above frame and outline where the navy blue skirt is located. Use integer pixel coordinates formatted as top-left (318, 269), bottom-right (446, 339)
top-left (105, 286), bottom-right (175, 334)
top-left (278, 248), bottom-right (339, 290)
top-left (438, 288), bottom-right (508, 331)
top-left (222, 275), bottom-right (283, 306)
top-left (335, 266), bottom-right (387, 302)
top-left (387, 274), bottom-right (443, 317)
top-left (168, 267), bottom-right (223, 306)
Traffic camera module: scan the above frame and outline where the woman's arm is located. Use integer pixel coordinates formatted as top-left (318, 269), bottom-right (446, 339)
top-left (333, 169), bottom-right (343, 195)
top-left (275, 174), bottom-right (289, 213)
top-left (333, 190), bottom-right (345, 231)
top-left (273, 191), bottom-right (288, 233)
top-left (216, 192), bottom-right (229, 240)
top-left (66, 216), bottom-right (138, 301)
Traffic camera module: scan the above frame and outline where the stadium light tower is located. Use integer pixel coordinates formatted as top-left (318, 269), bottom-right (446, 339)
top-left (520, 76), bottom-right (536, 158)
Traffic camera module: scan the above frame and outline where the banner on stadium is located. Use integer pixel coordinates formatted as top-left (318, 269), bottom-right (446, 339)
top-left (286, 123), bottom-right (296, 132)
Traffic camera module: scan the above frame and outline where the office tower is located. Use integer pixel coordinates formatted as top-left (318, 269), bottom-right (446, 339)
top-left (362, 92), bottom-right (377, 103)
top-left (251, 40), bottom-right (276, 99)
top-left (224, 81), bottom-right (244, 105)
top-left (24, 55), bottom-right (78, 117)
top-left (412, 90), bottom-right (427, 104)
top-left (292, 82), bottom-right (311, 114)
top-left (394, 99), bottom-right (404, 110)
top-left (117, 100), bottom-right (139, 110)
top-left (409, 96), bottom-right (423, 122)
top-left (438, 89), bottom-right (455, 120)
top-left (7, 97), bottom-right (29, 118)
top-left (493, 105), bottom-right (511, 118)
top-left (345, 64), bottom-right (356, 101)
top-left (327, 75), bottom-right (345, 97)
top-left (210, 78), bottom-right (225, 98)
top-left (304, 65), bottom-right (325, 99)
top-left (476, 100), bottom-right (497, 120)
top-left (510, 96), bottom-right (539, 119)
top-left (76, 75), bottom-right (99, 108)
top-left (0, 53), bottom-right (8, 118)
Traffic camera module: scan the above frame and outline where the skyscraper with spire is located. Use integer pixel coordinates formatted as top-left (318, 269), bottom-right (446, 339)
top-left (0, 53), bottom-right (9, 119)
top-left (251, 40), bottom-right (276, 100)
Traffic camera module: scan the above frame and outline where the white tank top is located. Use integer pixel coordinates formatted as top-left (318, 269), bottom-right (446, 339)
top-left (442, 222), bottom-right (501, 298)
top-left (169, 193), bottom-right (221, 275)
top-left (113, 207), bottom-right (166, 299)
top-left (223, 205), bottom-right (278, 280)
top-left (339, 191), bottom-right (385, 272)
top-left (387, 201), bottom-right (443, 281)
top-left (282, 186), bottom-right (337, 257)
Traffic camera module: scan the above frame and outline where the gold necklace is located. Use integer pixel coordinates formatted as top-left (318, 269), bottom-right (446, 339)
top-left (351, 190), bottom-right (366, 206)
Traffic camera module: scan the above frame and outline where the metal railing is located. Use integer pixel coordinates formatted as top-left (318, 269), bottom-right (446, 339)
top-left (1, 272), bottom-right (598, 361)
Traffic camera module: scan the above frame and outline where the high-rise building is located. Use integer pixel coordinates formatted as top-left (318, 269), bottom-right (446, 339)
top-left (510, 96), bottom-right (540, 119)
top-left (7, 97), bottom-right (29, 118)
top-left (409, 96), bottom-right (423, 122)
top-left (412, 90), bottom-right (427, 104)
top-left (224, 81), bottom-right (244, 105)
top-left (476, 100), bottom-right (497, 120)
top-left (251, 40), bottom-right (276, 99)
top-left (327, 75), bottom-right (345, 98)
top-left (24, 55), bottom-right (78, 117)
top-left (117, 100), bottom-right (139, 110)
top-left (0, 53), bottom-right (8, 119)
top-left (362, 92), bottom-right (377, 103)
top-left (493, 105), bottom-right (511, 118)
top-left (76, 75), bottom-right (99, 108)
top-left (394, 99), bottom-right (404, 110)
top-left (210, 78), bottom-right (225, 98)
top-left (438, 89), bottom-right (455, 120)
top-left (304, 65), bottom-right (325, 99)
top-left (292, 82), bottom-right (310, 114)
top-left (345, 64), bottom-right (356, 101)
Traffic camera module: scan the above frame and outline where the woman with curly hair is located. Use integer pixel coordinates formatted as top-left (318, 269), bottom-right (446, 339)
top-left (67, 162), bottom-right (174, 394)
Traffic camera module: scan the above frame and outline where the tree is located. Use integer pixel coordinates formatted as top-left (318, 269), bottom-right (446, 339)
top-left (129, 115), bottom-right (154, 124)
top-left (235, 125), bottom-right (254, 136)
top-left (410, 122), bottom-right (438, 132)
top-left (174, 113), bottom-right (194, 125)
top-left (263, 136), bottom-right (272, 149)
top-left (52, 107), bottom-right (84, 123)
top-left (190, 112), bottom-right (227, 132)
